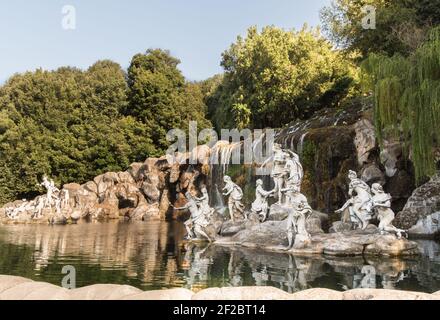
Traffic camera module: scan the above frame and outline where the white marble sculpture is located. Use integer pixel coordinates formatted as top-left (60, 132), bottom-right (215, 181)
top-left (371, 183), bottom-right (407, 239)
top-left (336, 170), bottom-right (373, 230)
top-left (251, 179), bottom-right (275, 222)
top-left (281, 184), bottom-right (312, 249)
top-left (175, 192), bottom-right (212, 242)
top-left (284, 151), bottom-right (304, 193)
top-left (261, 144), bottom-right (290, 205)
top-left (40, 176), bottom-right (60, 208)
top-left (195, 186), bottom-right (214, 216)
top-left (222, 176), bottom-right (245, 222)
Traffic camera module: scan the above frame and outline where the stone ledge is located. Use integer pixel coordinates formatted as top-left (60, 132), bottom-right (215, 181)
top-left (1, 275), bottom-right (439, 300)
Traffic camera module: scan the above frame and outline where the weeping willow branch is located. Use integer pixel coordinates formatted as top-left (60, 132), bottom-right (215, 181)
top-left (362, 27), bottom-right (440, 183)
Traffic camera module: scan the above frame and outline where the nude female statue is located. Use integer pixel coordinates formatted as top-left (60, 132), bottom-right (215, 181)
top-left (284, 151), bottom-right (304, 192)
top-left (371, 183), bottom-right (407, 239)
top-left (281, 184), bottom-right (312, 249)
top-left (260, 144), bottom-right (290, 205)
top-left (251, 179), bottom-right (275, 222)
top-left (222, 176), bottom-right (245, 222)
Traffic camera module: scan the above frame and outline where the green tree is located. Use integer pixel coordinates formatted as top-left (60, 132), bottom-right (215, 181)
top-left (361, 27), bottom-right (440, 182)
top-left (126, 49), bottom-right (211, 151)
top-left (320, 0), bottom-right (440, 57)
top-left (0, 62), bottom-right (156, 205)
top-left (208, 26), bottom-right (357, 129)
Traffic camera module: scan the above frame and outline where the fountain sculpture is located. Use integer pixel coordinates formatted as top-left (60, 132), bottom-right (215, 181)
top-left (4, 176), bottom-right (70, 222)
top-left (178, 144), bottom-right (417, 258)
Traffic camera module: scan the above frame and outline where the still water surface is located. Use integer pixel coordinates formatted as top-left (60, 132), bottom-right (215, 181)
top-left (0, 221), bottom-right (439, 293)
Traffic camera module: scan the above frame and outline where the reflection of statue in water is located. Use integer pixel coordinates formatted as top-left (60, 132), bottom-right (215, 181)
top-left (282, 184), bottom-right (312, 249)
top-left (251, 179), bottom-right (275, 222)
top-left (371, 183), bottom-right (407, 239)
top-left (222, 176), bottom-right (245, 222)
top-left (175, 192), bottom-right (212, 242)
top-left (336, 170), bottom-right (373, 230)
top-left (261, 143), bottom-right (291, 205)
top-left (182, 244), bottom-right (212, 286)
top-left (228, 251), bottom-right (244, 287)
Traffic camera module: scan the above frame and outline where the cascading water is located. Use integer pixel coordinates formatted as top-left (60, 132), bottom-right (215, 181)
top-left (208, 141), bottom-right (241, 211)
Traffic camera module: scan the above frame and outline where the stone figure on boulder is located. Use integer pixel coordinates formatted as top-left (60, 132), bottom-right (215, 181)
top-left (371, 183), bottom-right (407, 239)
top-left (222, 176), bottom-right (245, 222)
top-left (260, 144), bottom-right (291, 205)
top-left (281, 184), bottom-right (312, 249)
top-left (336, 170), bottom-right (373, 230)
top-left (251, 179), bottom-right (275, 222)
top-left (284, 151), bottom-right (304, 193)
top-left (174, 192), bottom-right (213, 242)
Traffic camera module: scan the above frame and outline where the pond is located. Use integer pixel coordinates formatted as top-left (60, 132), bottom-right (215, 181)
top-left (0, 221), bottom-right (439, 293)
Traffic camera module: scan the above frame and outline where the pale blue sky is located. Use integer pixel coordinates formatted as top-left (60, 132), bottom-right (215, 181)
top-left (0, 0), bottom-right (330, 82)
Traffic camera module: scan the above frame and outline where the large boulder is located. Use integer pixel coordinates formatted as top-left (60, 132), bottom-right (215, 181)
top-left (395, 175), bottom-right (440, 238)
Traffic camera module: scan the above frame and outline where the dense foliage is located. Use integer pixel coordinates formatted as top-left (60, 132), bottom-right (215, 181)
top-left (126, 49), bottom-right (211, 150)
top-left (0, 52), bottom-right (211, 205)
top-left (321, 0), bottom-right (440, 57)
top-left (205, 26), bottom-right (358, 130)
top-left (361, 27), bottom-right (440, 182)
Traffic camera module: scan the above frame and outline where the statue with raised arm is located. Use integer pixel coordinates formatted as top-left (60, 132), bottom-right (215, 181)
top-left (336, 170), bottom-right (373, 230)
top-left (281, 184), bottom-right (312, 249)
top-left (174, 192), bottom-right (212, 242)
top-left (371, 183), bottom-right (407, 239)
top-left (251, 179), bottom-right (275, 222)
top-left (222, 176), bottom-right (245, 222)
top-left (260, 143), bottom-right (290, 205)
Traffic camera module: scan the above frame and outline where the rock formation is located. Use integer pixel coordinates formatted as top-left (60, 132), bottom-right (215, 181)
top-left (395, 174), bottom-right (440, 238)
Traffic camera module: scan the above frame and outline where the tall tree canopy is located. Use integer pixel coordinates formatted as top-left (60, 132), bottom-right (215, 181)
top-left (0, 61), bottom-right (157, 204)
top-left (321, 0), bottom-right (440, 57)
top-left (361, 27), bottom-right (440, 182)
top-left (206, 26), bottom-right (357, 130)
top-left (126, 49), bottom-right (211, 150)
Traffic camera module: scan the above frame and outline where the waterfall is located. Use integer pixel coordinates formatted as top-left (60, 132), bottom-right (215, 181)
top-left (208, 141), bottom-right (241, 209)
top-left (298, 132), bottom-right (308, 156)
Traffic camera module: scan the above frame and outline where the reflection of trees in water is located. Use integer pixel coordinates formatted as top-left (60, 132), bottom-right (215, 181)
top-left (0, 224), bottom-right (439, 293)
top-left (0, 222), bottom-right (187, 289)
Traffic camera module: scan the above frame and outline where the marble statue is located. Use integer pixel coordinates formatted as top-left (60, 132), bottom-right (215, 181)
top-left (284, 151), bottom-right (304, 192)
top-left (261, 144), bottom-right (290, 205)
top-left (33, 196), bottom-right (46, 219)
top-left (40, 176), bottom-right (60, 208)
top-left (371, 183), bottom-right (407, 239)
top-left (251, 179), bottom-right (275, 222)
top-left (195, 186), bottom-right (214, 216)
top-left (336, 170), bottom-right (373, 230)
top-left (281, 184), bottom-right (312, 249)
top-left (175, 192), bottom-right (212, 242)
top-left (61, 189), bottom-right (70, 208)
top-left (222, 176), bottom-right (245, 222)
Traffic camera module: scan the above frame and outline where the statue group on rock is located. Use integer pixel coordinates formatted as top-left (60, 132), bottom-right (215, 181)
top-left (335, 171), bottom-right (407, 239)
top-left (5, 175), bottom-right (70, 221)
top-left (174, 143), bottom-right (407, 246)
